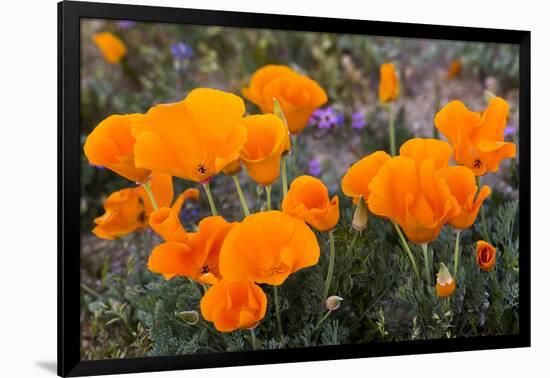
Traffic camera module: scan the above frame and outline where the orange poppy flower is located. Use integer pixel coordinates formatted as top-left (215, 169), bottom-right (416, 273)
top-left (399, 138), bottom-right (453, 170)
top-left (242, 65), bottom-right (327, 134)
top-left (435, 263), bottom-right (456, 297)
top-left (222, 159), bottom-right (242, 176)
top-left (476, 240), bottom-right (497, 271)
top-left (92, 173), bottom-right (173, 240)
top-left (92, 32), bottom-right (127, 64)
top-left (434, 97), bottom-right (516, 175)
top-left (239, 114), bottom-right (289, 185)
top-left (368, 156), bottom-right (460, 243)
top-left (446, 59), bottom-right (462, 80)
top-left (379, 63), bottom-right (399, 103)
top-left (341, 151), bottom-right (391, 205)
top-left (149, 188), bottom-right (200, 243)
top-left (148, 216), bottom-right (236, 284)
top-left (437, 166), bottom-right (491, 229)
top-left (83, 113), bottom-right (151, 183)
top-left (282, 175), bottom-right (339, 232)
top-left (132, 88), bottom-right (247, 183)
top-left (200, 279), bottom-right (267, 332)
top-left (219, 211), bottom-right (320, 286)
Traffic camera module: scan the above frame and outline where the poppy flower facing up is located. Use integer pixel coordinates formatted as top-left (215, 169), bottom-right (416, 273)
top-left (378, 63), bottom-right (399, 103)
top-left (92, 173), bottom-right (174, 240)
top-left (435, 263), bottom-right (456, 297)
top-left (435, 96), bottom-right (516, 176)
top-left (219, 211), bottom-right (320, 286)
top-left (282, 175), bottom-right (339, 232)
top-left (132, 88), bottom-right (247, 183)
top-left (446, 59), bottom-right (462, 80)
top-left (399, 138), bottom-right (453, 170)
top-left (242, 65), bottom-right (328, 134)
top-left (239, 114), bottom-right (289, 185)
top-left (200, 279), bottom-right (267, 332)
top-left (92, 32), bottom-right (127, 64)
top-left (148, 215), bottom-right (237, 284)
top-left (84, 113), bottom-right (151, 183)
top-left (341, 151), bottom-right (391, 205)
top-left (476, 240), bottom-right (497, 271)
top-left (437, 166), bottom-right (491, 229)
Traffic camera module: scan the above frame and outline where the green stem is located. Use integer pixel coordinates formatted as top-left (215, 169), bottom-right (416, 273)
top-left (322, 230), bottom-right (337, 301)
top-left (347, 231), bottom-right (359, 254)
top-left (80, 283), bottom-right (101, 298)
top-left (265, 185), bottom-right (272, 211)
top-left (476, 176), bottom-right (490, 242)
top-left (393, 222), bottom-right (420, 280)
top-left (201, 182), bottom-right (218, 216)
top-left (281, 155), bottom-right (289, 197)
top-left (273, 286), bottom-right (283, 339)
top-left (421, 243), bottom-right (431, 285)
top-left (453, 230), bottom-right (462, 278)
top-left (386, 103), bottom-right (396, 156)
top-left (315, 310), bottom-right (332, 330)
top-left (142, 181), bottom-right (158, 210)
top-left (250, 328), bottom-right (257, 350)
top-left (231, 175), bottom-right (250, 217)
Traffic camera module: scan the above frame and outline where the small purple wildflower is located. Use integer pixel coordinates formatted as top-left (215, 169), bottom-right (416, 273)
top-left (504, 125), bottom-right (516, 137)
top-left (117, 20), bottom-right (137, 29)
top-left (309, 107), bottom-right (342, 129)
top-left (171, 42), bottom-right (194, 60)
top-left (308, 158), bottom-right (322, 176)
top-left (351, 110), bottom-right (367, 130)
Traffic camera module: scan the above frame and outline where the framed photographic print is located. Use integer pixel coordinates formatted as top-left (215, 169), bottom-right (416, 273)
top-left (58, 0), bottom-right (531, 376)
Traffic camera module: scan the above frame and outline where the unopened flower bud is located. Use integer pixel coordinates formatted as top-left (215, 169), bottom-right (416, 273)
top-left (484, 90), bottom-right (496, 104)
top-left (325, 295), bottom-right (343, 311)
top-left (435, 263), bottom-right (456, 298)
top-left (352, 197), bottom-right (368, 231)
top-left (176, 310), bottom-right (199, 325)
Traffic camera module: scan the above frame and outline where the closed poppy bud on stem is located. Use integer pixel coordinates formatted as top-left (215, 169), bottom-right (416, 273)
top-left (175, 310), bottom-right (199, 325)
top-left (325, 296), bottom-right (343, 311)
top-left (476, 240), bottom-right (497, 271)
top-left (352, 196), bottom-right (368, 231)
top-left (435, 263), bottom-right (456, 298)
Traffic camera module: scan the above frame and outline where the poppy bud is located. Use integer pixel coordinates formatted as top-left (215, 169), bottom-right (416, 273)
top-left (352, 196), bottom-right (368, 231)
top-left (176, 310), bottom-right (199, 325)
top-left (484, 90), bottom-right (496, 103)
top-left (273, 98), bottom-right (292, 154)
top-left (435, 263), bottom-right (456, 298)
top-left (476, 240), bottom-right (497, 271)
top-left (325, 296), bottom-right (343, 311)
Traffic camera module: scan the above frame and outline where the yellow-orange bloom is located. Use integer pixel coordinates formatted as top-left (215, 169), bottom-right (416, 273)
top-left (399, 138), bottom-right (453, 170)
top-left (84, 113), bottom-right (150, 183)
top-left (219, 211), bottom-right (320, 286)
top-left (435, 97), bottom-right (516, 176)
top-left (92, 32), bottom-right (127, 64)
top-left (446, 59), bottom-right (462, 80)
top-left (282, 175), bottom-right (339, 232)
top-left (92, 173), bottom-right (173, 240)
top-left (435, 263), bottom-right (456, 297)
top-left (242, 65), bottom-right (327, 134)
top-left (132, 88), bottom-right (247, 183)
top-left (341, 151), bottom-right (391, 205)
top-left (437, 166), bottom-right (491, 229)
top-left (200, 279), bottom-right (267, 332)
top-left (148, 216), bottom-right (237, 284)
top-left (368, 156), bottom-right (460, 243)
top-left (476, 240), bottom-right (497, 271)
top-left (239, 114), bottom-right (288, 185)
top-left (378, 63), bottom-right (399, 103)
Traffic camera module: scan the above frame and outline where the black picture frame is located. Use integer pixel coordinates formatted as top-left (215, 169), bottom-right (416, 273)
top-left (58, 1), bottom-right (531, 376)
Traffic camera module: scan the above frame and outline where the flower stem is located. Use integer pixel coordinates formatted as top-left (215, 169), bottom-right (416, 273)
top-left (393, 222), bottom-right (420, 281)
top-left (476, 176), bottom-right (490, 243)
top-left (250, 328), bottom-right (257, 350)
top-left (453, 230), bottom-right (462, 278)
top-left (315, 310), bottom-right (332, 330)
top-left (322, 230), bottom-right (337, 302)
top-left (231, 175), bottom-right (250, 217)
top-left (347, 231), bottom-right (359, 254)
top-left (421, 243), bottom-right (431, 285)
top-left (386, 103), bottom-right (396, 156)
top-left (281, 155), bottom-right (289, 197)
top-left (142, 181), bottom-right (158, 210)
top-left (201, 182), bottom-right (218, 216)
top-left (273, 285), bottom-right (283, 339)
top-left (265, 185), bottom-right (272, 211)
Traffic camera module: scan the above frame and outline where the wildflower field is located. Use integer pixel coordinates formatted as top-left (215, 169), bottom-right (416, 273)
top-left (80, 18), bottom-right (520, 359)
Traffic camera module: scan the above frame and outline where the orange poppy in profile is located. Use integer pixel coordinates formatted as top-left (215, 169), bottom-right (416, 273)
top-left (368, 156), bottom-right (460, 243)
top-left (92, 173), bottom-right (173, 240)
top-left (435, 263), bottom-right (456, 297)
top-left (476, 240), bottom-right (497, 271)
top-left (239, 114), bottom-right (289, 185)
top-left (83, 113), bottom-right (151, 183)
top-left (93, 32), bottom-right (127, 64)
top-left (282, 175), bottom-right (339, 232)
top-left (242, 65), bottom-right (328, 134)
top-left (446, 59), bottom-right (462, 80)
top-left (132, 88), bottom-right (247, 183)
top-left (378, 63), bottom-right (399, 103)
top-left (219, 211), bottom-right (320, 286)
top-left (341, 151), bottom-right (391, 205)
top-left (434, 96), bottom-right (516, 175)
top-left (148, 216), bottom-right (237, 284)
top-left (200, 279), bottom-right (267, 332)
top-left (437, 166), bottom-right (491, 229)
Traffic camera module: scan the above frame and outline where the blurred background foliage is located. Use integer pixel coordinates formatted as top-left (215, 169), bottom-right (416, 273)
top-left (80, 19), bottom-right (520, 360)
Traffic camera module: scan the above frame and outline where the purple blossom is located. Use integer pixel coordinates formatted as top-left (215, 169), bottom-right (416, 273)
top-left (351, 110), bottom-right (367, 130)
top-left (308, 158), bottom-right (322, 176)
top-left (504, 125), bottom-right (516, 137)
top-left (117, 20), bottom-right (137, 29)
top-left (171, 42), bottom-right (193, 60)
top-left (309, 107), bottom-right (343, 129)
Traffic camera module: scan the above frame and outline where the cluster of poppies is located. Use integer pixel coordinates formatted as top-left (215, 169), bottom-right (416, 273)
top-left (84, 50), bottom-right (515, 333)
